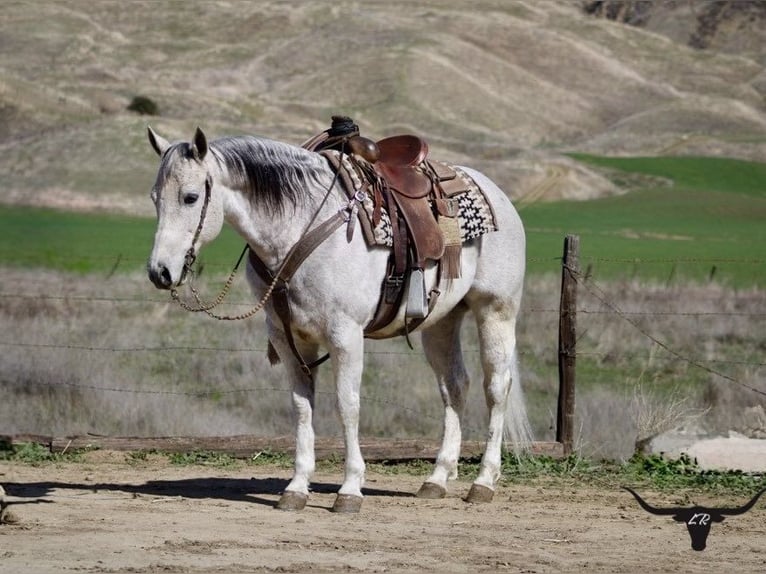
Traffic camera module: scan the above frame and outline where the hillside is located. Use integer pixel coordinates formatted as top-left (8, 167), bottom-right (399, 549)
top-left (0, 0), bottom-right (764, 216)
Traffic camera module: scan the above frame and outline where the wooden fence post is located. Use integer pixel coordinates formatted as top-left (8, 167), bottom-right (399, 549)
top-left (557, 235), bottom-right (579, 456)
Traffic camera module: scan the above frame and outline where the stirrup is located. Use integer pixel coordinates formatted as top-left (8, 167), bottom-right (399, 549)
top-left (405, 268), bottom-right (428, 319)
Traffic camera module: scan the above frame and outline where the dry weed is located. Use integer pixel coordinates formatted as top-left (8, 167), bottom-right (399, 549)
top-left (0, 269), bottom-right (763, 460)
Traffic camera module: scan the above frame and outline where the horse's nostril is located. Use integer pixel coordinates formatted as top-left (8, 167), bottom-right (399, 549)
top-left (160, 266), bottom-right (172, 286)
top-left (149, 264), bottom-right (173, 289)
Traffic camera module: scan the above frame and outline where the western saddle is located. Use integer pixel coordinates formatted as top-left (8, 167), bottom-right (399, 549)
top-left (249, 116), bottom-right (472, 375)
top-left (304, 116), bottom-right (465, 337)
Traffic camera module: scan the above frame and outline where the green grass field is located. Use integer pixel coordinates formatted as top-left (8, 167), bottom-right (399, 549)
top-left (0, 155), bottom-right (764, 285)
top-left (523, 155), bottom-right (766, 285)
top-left (0, 207), bottom-right (246, 276)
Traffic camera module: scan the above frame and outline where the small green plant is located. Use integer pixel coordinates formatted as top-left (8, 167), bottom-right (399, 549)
top-left (493, 451), bottom-right (765, 496)
top-left (167, 450), bottom-right (239, 467)
top-left (502, 452), bottom-right (596, 477)
top-left (126, 450), bottom-right (154, 463)
top-left (622, 453), bottom-right (765, 495)
top-left (249, 449), bottom-right (293, 468)
top-left (127, 95), bottom-right (159, 116)
top-left (0, 442), bottom-right (84, 463)
top-left (367, 458), bottom-right (433, 476)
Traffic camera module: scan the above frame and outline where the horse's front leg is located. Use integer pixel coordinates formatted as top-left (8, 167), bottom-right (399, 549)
top-left (268, 324), bottom-right (319, 512)
top-left (328, 324), bottom-right (366, 513)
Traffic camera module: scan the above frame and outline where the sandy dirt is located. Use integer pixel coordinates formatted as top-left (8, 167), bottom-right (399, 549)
top-left (1, 453), bottom-right (765, 574)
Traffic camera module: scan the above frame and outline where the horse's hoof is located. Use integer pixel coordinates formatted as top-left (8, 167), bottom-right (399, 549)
top-left (465, 483), bottom-right (494, 503)
top-left (0, 508), bottom-right (19, 524)
top-left (276, 491), bottom-right (308, 511)
top-left (331, 494), bottom-right (363, 513)
top-left (416, 482), bottom-right (447, 499)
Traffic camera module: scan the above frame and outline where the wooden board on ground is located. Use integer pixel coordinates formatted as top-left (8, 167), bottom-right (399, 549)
top-left (3, 434), bottom-right (564, 461)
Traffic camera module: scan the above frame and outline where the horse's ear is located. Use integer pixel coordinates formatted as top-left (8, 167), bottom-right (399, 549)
top-left (147, 126), bottom-right (171, 157)
top-left (191, 127), bottom-right (208, 161)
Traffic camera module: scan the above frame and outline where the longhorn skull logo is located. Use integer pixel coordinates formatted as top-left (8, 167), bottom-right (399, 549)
top-left (623, 487), bottom-right (766, 551)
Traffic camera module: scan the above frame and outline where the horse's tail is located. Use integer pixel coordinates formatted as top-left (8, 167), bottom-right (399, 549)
top-left (504, 346), bottom-right (534, 454)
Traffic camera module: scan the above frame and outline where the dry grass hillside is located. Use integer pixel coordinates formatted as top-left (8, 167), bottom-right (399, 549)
top-left (0, 0), bottom-right (764, 216)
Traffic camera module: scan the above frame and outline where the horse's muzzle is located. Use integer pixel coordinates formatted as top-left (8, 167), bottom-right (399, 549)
top-left (148, 263), bottom-right (174, 290)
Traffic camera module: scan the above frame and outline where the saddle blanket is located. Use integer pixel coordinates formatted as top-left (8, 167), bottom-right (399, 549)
top-left (324, 150), bottom-right (498, 249)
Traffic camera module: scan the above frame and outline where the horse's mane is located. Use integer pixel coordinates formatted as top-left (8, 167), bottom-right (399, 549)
top-left (210, 136), bottom-right (329, 213)
top-left (156, 136), bottom-right (328, 214)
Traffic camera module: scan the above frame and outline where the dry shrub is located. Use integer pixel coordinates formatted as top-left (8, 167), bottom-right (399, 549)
top-left (574, 385), bottom-right (638, 460)
top-left (702, 376), bottom-right (764, 436)
top-left (0, 269), bottom-right (762, 460)
top-left (629, 349), bottom-right (709, 455)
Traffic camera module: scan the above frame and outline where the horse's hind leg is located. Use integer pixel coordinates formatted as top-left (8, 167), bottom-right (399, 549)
top-left (418, 305), bottom-right (470, 499)
top-left (466, 297), bottom-right (520, 503)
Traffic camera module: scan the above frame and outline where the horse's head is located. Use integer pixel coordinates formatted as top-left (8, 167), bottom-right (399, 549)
top-left (146, 127), bottom-right (225, 289)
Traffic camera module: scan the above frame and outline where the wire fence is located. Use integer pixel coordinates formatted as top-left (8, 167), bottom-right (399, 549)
top-left (1, 249), bottom-right (764, 456)
top-left (578, 272), bottom-right (766, 398)
top-left (1, 259), bottom-right (764, 367)
top-left (1, 268), bottom-right (763, 362)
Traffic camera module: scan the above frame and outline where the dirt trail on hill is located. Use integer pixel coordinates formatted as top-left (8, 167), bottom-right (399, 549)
top-left (1, 454), bottom-right (765, 573)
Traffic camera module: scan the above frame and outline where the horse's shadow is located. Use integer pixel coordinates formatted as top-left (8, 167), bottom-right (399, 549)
top-left (2, 475), bottom-right (415, 512)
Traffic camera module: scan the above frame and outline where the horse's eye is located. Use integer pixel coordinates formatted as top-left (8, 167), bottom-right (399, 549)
top-left (183, 193), bottom-right (199, 206)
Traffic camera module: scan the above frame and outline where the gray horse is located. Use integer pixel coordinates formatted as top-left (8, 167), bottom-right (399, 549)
top-left (146, 127), bottom-right (530, 512)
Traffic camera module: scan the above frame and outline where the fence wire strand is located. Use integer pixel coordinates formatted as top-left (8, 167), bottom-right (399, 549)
top-left (2, 251), bottom-right (764, 429)
top-left (3, 291), bottom-right (765, 317)
top-left (0, 378), bottom-right (488, 437)
top-left (576, 272), bottom-right (766, 399)
top-left (2, 340), bottom-right (763, 368)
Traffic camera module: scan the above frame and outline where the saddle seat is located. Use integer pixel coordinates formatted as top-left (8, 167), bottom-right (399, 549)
top-left (376, 135), bottom-right (429, 167)
top-left (345, 134), bottom-right (443, 261)
top-left (348, 134), bottom-right (431, 200)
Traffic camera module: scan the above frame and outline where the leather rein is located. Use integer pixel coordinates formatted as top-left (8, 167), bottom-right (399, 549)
top-left (169, 150), bottom-right (363, 374)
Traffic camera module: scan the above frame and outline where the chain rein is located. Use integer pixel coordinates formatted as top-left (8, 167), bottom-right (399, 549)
top-left (168, 148), bottom-right (347, 321)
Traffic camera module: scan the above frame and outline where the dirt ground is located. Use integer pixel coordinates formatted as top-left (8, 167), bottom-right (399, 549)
top-left (1, 453), bottom-right (765, 574)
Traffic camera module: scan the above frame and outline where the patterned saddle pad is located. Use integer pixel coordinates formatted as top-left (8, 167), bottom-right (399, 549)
top-left (323, 150), bottom-right (498, 249)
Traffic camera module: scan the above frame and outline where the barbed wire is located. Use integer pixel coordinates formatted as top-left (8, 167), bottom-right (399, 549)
top-left (2, 256), bottom-right (763, 422)
top-left (574, 350), bottom-right (765, 368)
top-left (0, 341), bottom-right (264, 353)
top-left (575, 271), bottom-right (766, 399)
top-left (0, 293), bottom-right (172, 304)
top-left (0, 378), bottom-right (484, 436)
top-left (3, 252), bottom-right (763, 265)
top-left (2, 339), bottom-right (763, 368)
top-left (2, 292), bottom-right (763, 318)
top-left (0, 252), bottom-right (564, 265)
top-left (0, 340), bottom-right (418, 357)
top-left (580, 309), bottom-right (765, 317)
top-left (583, 257), bottom-right (766, 265)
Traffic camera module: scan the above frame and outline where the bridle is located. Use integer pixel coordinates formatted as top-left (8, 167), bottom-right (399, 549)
top-left (165, 140), bottom-right (370, 376)
top-left (168, 148), bottom-right (358, 324)
top-left (177, 173), bottom-right (212, 287)
top-left (168, 170), bottom-right (258, 318)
